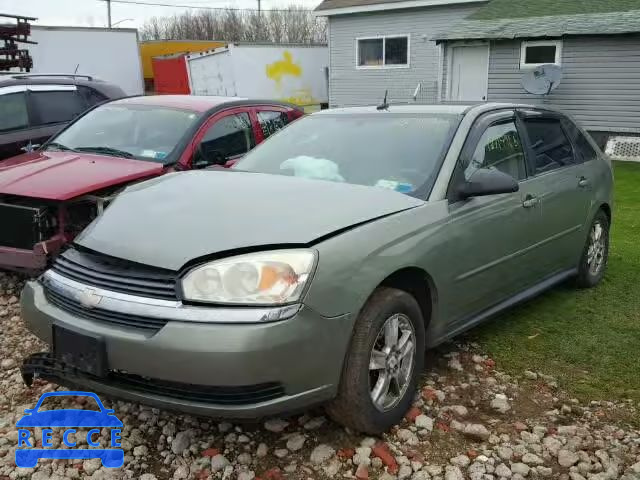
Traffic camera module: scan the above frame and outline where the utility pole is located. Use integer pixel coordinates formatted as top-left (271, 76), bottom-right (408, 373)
top-left (258, 0), bottom-right (261, 14)
top-left (107, 0), bottom-right (112, 28)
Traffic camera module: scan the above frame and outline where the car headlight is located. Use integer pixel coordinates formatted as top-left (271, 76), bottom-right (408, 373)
top-left (181, 249), bottom-right (317, 305)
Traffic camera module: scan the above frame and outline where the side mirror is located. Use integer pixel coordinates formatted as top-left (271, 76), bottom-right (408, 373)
top-left (458, 168), bottom-right (519, 199)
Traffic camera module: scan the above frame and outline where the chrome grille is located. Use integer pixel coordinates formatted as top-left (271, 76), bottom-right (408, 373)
top-left (51, 248), bottom-right (177, 300)
top-left (44, 282), bottom-right (168, 332)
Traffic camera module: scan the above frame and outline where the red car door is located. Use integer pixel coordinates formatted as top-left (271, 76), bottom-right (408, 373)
top-left (179, 107), bottom-right (258, 170)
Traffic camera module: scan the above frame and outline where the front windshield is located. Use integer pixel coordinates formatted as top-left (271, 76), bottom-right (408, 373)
top-left (233, 113), bottom-right (460, 197)
top-left (48, 104), bottom-right (200, 163)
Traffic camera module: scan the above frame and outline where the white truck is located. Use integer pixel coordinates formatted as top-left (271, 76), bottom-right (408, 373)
top-left (15, 26), bottom-right (144, 96)
top-left (181, 43), bottom-right (328, 109)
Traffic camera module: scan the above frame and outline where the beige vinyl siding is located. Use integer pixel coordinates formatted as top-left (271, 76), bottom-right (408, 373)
top-left (328, 3), bottom-right (481, 107)
top-left (486, 35), bottom-right (640, 133)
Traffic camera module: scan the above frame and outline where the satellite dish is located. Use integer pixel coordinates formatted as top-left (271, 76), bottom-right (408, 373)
top-left (521, 64), bottom-right (563, 95)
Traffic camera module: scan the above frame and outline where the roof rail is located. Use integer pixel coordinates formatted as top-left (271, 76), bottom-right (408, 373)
top-left (10, 73), bottom-right (93, 81)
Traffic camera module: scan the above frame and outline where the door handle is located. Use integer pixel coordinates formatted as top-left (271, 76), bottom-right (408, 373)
top-left (578, 177), bottom-right (590, 188)
top-left (522, 195), bottom-right (539, 208)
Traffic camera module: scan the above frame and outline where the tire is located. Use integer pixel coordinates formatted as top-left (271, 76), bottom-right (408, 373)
top-left (326, 287), bottom-right (426, 434)
top-left (575, 209), bottom-right (610, 288)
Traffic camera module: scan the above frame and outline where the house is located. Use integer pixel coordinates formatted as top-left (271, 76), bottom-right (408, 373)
top-left (314, 0), bottom-right (487, 107)
top-left (316, 0), bottom-right (640, 154)
top-left (433, 0), bottom-right (640, 150)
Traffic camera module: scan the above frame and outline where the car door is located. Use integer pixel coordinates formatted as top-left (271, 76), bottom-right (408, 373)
top-left (25, 84), bottom-right (90, 150)
top-left (188, 108), bottom-right (256, 169)
top-left (0, 86), bottom-right (31, 160)
top-left (440, 110), bottom-right (543, 324)
top-left (515, 109), bottom-right (591, 278)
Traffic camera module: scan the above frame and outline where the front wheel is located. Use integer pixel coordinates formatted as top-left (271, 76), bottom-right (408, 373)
top-left (326, 287), bottom-right (425, 434)
top-left (576, 210), bottom-right (610, 288)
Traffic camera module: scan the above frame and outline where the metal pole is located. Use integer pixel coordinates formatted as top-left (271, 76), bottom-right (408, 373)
top-left (258, 0), bottom-right (261, 14)
top-left (107, 0), bottom-right (112, 28)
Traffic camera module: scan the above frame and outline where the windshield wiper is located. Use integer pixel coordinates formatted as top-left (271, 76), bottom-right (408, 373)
top-left (45, 142), bottom-right (77, 152)
top-left (75, 146), bottom-right (135, 159)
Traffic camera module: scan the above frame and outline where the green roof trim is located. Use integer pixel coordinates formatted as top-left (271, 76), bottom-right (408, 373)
top-left (470, 0), bottom-right (640, 20)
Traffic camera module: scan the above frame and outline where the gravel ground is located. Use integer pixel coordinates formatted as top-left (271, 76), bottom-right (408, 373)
top-left (0, 272), bottom-right (638, 480)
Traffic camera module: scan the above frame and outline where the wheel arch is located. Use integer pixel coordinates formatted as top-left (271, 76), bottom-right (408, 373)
top-left (378, 266), bottom-right (437, 331)
top-left (598, 202), bottom-right (612, 224)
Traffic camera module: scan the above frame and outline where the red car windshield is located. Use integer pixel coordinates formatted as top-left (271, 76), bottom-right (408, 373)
top-left (47, 104), bottom-right (200, 164)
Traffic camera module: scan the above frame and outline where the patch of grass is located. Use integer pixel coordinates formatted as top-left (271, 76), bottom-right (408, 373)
top-left (469, 161), bottom-right (640, 403)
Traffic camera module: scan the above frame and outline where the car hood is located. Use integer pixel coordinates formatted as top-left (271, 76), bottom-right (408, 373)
top-left (76, 170), bottom-right (424, 270)
top-left (0, 151), bottom-right (164, 200)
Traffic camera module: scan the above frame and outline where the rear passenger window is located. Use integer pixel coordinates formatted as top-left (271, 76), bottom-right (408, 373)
top-left (78, 86), bottom-right (108, 107)
top-left (0, 92), bottom-right (29, 131)
top-left (523, 118), bottom-right (575, 174)
top-left (467, 121), bottom-right (527, 181)
top-left (257, 111), bottom-right (289, 139)
top-left (29, 89), bottom-right (87, 126)
top-left (564, 120), bottom-right (599, 163)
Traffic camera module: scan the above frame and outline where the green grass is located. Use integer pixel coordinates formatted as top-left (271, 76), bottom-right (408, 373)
top-left (469, 161), bottom-right (640, 403)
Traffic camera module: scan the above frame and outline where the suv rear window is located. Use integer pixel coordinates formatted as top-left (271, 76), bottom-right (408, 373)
top-left (0, 92), bottom-right (29, 131)
top-left (30, 90), bottom-right (87, 126)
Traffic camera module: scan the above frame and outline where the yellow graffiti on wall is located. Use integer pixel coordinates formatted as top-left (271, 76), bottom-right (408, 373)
top-left (266, 51), bottom-right (302, 88)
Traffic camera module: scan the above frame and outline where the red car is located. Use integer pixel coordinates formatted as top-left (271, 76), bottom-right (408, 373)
top-left (0, 95), bottom-right (303, 272)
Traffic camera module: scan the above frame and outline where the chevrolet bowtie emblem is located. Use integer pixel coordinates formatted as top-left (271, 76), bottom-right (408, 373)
top-left (78, 288), bottom-right (102, 309)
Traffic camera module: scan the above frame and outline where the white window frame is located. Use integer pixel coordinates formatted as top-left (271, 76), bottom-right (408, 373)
top-left (356, 34), bottom-right (411, 69)
top-left (520, 40), bottom-right (563, 68)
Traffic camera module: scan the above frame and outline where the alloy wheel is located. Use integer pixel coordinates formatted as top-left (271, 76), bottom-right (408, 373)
top-left (587, 221), bottom-right (606, 276)
top-left (368, 313), bottom-right (416, 411)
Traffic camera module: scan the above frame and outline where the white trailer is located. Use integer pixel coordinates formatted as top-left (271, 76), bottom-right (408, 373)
top-left (185, 43), bottom-right (328, 107)
top-left (17, 26), bottom-right (144, 96)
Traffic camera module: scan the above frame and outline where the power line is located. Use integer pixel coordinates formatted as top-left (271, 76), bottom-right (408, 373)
top-left (96, 0), bottom-right (314, 12)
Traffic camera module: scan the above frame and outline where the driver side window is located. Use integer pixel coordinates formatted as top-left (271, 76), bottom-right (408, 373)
top-left (193, 112), bottom-right (255, 168)
top-left (466, 121), bottom-right (527, 181)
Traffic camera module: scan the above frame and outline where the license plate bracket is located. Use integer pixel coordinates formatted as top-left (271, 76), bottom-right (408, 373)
top-left (52, 326), bottom-right (107, 377)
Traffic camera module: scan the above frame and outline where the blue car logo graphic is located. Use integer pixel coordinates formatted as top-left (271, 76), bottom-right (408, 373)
top-left (15, 391), bottom-right (123, 468)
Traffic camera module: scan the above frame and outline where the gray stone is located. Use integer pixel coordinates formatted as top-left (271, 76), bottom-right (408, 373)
top-left (450, 455), bottom-right (470, 468)
top-left (237, 452), bottom-right (252, 465)
top-left (354, 447), bottom-right (372, 466)
top-left (415, 415), bottom-right (434, 431)
top-left (558, 450), bottom-right (580, 468)
top-left (495, 464), bottom-right (512, 478)
top-left (399, 464), bottom-right (413, 479)
top-left (140, 475), bottom-right (158, 480)
top-left (133, 445), bottom-right (148, 457)
top-left (83, 458), bottom-right (102, 475)
top-left (463, 423), bottom-right (491, 441)
top-left (543, 436), bottom-right (563, 456)
top-left (511, 463), bottom-right (530, 477)
top-left (310, 444), bottom-right (335, 464)
top-left (0, 358), bottom-right (16, 369)
top-left (286, 433), bottom-right (306, 451)
top-left (523, 371), bottom-right (538, 380)
top-left (211, 454), bottom-right (231, 472)
top-left (264, 418), bottom-right (289, 433)
top-left (171, 431), bottom-right (192, 455)
top-left (445, 465), bottom-right (465, 480)
top-left (274, 448), bottom-right (288, 458)
top-left (397, 428), bottom-right (420, 445)
top-left (172, 466), bottom-right (189, 479)
top-left (490, 394), bottom-right (511, 414)
top-left (303, 416), bottom-right (326, 430)
top-left (256, 443), bottom-right (268, 457)
top-left (238, 472), bottom-right (256, 480)
top-left (522, 453), bottom-right (544, 465)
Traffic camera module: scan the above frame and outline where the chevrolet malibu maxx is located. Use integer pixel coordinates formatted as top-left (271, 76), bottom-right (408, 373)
top-left (21, 104), bottom-right (612, 433)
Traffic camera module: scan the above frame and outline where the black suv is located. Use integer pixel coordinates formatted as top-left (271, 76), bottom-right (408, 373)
top-left (0, 74), bottom-right (126, 160)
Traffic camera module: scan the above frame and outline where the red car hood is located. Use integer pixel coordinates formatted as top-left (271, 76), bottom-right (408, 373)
top-left (0, 151), bottom-right (164, 200)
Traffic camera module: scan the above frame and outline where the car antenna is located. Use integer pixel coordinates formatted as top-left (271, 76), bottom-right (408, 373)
top-left (377, 90), bottom-right (389, 110)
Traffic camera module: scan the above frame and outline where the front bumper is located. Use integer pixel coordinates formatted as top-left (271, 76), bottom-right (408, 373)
top-left (20, 279), bottom-right (354, 418)
top-left (0, 236), bottom-right (64, 272)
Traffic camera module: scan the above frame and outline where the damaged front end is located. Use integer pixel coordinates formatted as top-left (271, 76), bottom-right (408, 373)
top-left (0, 190), bottom-right (116, 272)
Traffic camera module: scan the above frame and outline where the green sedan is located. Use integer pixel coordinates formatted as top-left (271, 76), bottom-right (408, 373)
top-left (20, 103), bottom-right (612, 434)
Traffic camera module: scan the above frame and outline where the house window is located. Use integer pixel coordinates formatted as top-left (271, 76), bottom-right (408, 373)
top-left (520, 40), bottom-right (562, 68)
top-left (357, 35), bottom-right (409, 68)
